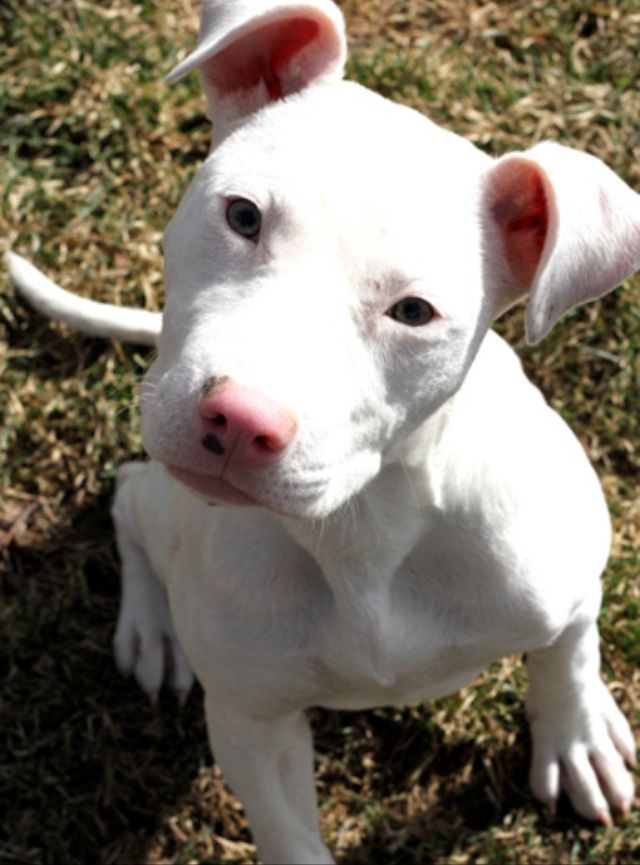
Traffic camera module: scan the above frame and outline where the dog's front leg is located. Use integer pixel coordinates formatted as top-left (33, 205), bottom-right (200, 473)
top-left (526, 608), bottom-right (636, 824)
top-left (204, 697), bottom-right (333, 865)
top-left (111, 464), bottom-right (194, 703)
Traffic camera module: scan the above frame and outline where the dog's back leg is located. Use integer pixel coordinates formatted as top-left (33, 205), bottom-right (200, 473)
top-left (111, 462), bottom-right (194, 703)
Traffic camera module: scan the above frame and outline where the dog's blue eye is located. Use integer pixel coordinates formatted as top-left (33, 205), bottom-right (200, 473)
top-left (387, 297), bottom-right (434, 327)
top-left (226, 199), bottom-right (261, 240)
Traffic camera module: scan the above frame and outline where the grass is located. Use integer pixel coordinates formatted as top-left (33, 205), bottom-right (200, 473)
top-left (1, 0), bottom-right (639, 862)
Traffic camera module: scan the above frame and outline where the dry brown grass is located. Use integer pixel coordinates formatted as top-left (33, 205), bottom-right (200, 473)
top-left (1, 1), bottom-right (639, 863)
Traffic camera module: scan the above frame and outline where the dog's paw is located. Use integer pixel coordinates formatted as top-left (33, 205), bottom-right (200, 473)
top-left (527, 680), bottom-right (636, 824)
top-left (113, 589), bottom-right (195, 705)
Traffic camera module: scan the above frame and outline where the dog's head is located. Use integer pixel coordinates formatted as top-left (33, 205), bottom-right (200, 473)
top-left (142, 0), bottom-right (640, 519)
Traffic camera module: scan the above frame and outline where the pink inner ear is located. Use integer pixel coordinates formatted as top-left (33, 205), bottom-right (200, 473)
top-left (206, 17), bottom-right (321, 101)
top-left (491, 160), bottom-right (549, 291)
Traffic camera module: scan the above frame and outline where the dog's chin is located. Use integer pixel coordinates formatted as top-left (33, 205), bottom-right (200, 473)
top-left (168, 466), bottom-right (259, 508)
top-left (165, 464), bottom-right (370, 522)
top-left (165, 465), bottom-right (329, 519)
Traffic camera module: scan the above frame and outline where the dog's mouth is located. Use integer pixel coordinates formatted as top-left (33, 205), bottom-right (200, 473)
top-left (162, 445), bottom-right (383, 520)
top-left (166, 463), bottom-right (339, 520)
top-left (167, 466), bottom-right (258, 507)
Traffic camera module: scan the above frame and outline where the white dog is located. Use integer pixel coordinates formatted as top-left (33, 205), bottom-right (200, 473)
top-left (8, 1), bottom-right (640, 862)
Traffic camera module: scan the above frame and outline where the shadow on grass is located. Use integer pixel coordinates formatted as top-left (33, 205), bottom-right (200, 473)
top-left (1, 499), bottom-right (216, 865)
top-left (313, 705), bottom-right (539, 865)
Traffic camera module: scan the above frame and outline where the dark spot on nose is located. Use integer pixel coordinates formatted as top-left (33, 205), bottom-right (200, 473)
top-left (201, 376), bottom-right (230, 396)
top-left (202, 433), bottom-right (225, 455)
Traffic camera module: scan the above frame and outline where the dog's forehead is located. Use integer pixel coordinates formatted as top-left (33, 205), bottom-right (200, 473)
top-left (211, 82), bottom-right (489, 228)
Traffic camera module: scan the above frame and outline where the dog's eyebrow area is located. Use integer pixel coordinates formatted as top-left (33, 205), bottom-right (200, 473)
top-left (367, 267), bottom-right (433, 300)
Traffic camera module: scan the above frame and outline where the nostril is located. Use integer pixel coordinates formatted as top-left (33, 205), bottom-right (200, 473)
top-left (202, 433), bottom-right (226, 455)
top-left (211, 413), bottom-right (227, 428)
top-left (254, 434), bottom-right (273, 452)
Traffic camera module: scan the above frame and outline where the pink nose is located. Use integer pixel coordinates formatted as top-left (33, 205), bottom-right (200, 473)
top-left (197, 379), bottom-right (297, 468)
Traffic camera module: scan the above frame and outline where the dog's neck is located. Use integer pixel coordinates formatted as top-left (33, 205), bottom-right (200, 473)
top-left (282, 407), bottom-right (446, 620)
top-left (280, 453), bottom-right (436, 687)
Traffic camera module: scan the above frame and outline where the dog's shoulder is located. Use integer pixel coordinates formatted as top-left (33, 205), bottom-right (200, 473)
top-left (426, 329), bottom-right (606, 527)
top-left (407, 331), bottom-right (609, 625)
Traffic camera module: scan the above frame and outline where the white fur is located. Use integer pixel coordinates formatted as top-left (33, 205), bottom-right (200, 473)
top-left (9, 2), bottom-right (640, 863)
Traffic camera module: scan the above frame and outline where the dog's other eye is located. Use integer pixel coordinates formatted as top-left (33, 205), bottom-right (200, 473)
top-left (386, 297), bottom-right (435, 327)
top-left (226, 199), bottom-right (262, 240)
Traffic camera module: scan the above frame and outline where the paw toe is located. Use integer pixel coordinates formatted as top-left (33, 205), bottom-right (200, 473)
top-left (113, 625), bottom-right (138, 677)
top-left (133, 631), bottom-right (166, 696)
top-left (113, 619), bottom-right (194, 703)
top-left (530, 746), bottom-right (560, 809)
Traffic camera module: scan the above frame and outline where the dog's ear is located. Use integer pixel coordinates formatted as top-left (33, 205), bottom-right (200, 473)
top-left (166, 0), bottom-right (347, 124)
top-left (485, 142), bottom-right (640, 343)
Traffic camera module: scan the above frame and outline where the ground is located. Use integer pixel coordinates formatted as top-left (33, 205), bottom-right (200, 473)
top-left (1, 1), bottom-right (639, 862)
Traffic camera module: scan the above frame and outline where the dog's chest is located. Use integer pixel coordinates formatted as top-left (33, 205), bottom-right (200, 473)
top-left (302, 556), bottom-right (549, 709)
top-left (308, 583), bottom-right (486, 708)
top-left (168, 523), bottom-right (555, 712)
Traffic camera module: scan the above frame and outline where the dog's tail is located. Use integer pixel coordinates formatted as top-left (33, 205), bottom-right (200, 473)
top-left (5, 252), bottom-right (162, 346)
